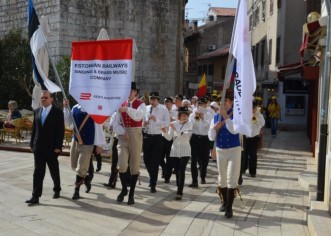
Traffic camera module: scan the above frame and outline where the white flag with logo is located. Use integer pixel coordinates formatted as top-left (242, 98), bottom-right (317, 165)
top-left (230, 0), bottom-right (256, 136)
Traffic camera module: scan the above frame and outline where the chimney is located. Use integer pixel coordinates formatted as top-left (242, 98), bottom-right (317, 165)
top-left (193, 20), bottom-right (198, 32)
top-left (185, 19), bottom-right (190, 31)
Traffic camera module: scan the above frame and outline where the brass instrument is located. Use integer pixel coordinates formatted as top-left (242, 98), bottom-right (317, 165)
top-left (195, 112), bottom-right (200, 121)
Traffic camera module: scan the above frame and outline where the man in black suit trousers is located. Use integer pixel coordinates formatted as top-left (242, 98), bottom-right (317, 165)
top-left (25, 90), bottom-right (65, 206)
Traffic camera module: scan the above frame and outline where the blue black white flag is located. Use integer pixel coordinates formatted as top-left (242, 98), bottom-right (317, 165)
top-left (28, 0), bottom-right (61, 95)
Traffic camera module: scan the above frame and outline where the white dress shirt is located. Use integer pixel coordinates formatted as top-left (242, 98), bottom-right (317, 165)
top-left (145, 104), bottom-right (170, 135)
top-left (189, 109), bottom-right (214, 136)
top-left (246, 110), bottom-right (265, 138)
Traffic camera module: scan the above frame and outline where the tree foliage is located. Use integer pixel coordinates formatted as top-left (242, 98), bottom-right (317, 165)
top-left (0, 29), bottom-right (33, 109)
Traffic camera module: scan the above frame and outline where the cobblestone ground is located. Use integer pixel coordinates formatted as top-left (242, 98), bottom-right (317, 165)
top-left (0, 130), bottom-right (311, 235)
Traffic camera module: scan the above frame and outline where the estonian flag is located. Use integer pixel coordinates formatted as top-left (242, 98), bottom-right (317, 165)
top-left (28, 0), bottom-right (60, 93)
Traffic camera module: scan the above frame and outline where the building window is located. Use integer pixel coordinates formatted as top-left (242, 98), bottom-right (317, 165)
top-left (270, 0), bottom-right (274, 15)
top-left (262, 1), bottom-right (266, 22)
top-left (198, 65), bottom-right (203, 76)
top-left (277, 0), bottom-right (282, 9)
top-left (249, 14), bottom-right (253, 30)
top-left (255, 7), bottom-right (260, 26)
top-left (276, 36), bottom-right (281, 64)
top-left (208, 64), bottom-right (214, 76)
top-left (255, 43), bottom-right (259, 67)
top-left (261, 39), bottom-right (265, 67)
top-left (268, 39), bottom-right (272, 65)
top-left (222, 65), bottom-right (226, 80)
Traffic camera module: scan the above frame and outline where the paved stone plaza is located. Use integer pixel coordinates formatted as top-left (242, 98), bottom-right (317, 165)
top-left (0, 130), bottom-right (311, 235)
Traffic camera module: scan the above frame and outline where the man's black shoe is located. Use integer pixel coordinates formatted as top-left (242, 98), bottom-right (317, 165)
top-left (103, 183), bottom-right (115, 189)
top-left (201, 179), bottom-right (206, 184)
top-left (150, 186), bottom-right (157, 193)
top-left (127, 197), bottom-right (135, 205)
top-left (25, 197), bottom-right (39, 206)
top-left (164, 179), bottom-right (170, 184)
top-left (53, 192), bottom-right (60, 199)
top-left (117, 189), bottom-right (128, 202)
top-left (189, 182), bottom-right (198, 188)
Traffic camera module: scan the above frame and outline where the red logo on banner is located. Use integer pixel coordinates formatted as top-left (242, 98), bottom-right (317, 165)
top-left (80, 93), bottom-right (91, 100)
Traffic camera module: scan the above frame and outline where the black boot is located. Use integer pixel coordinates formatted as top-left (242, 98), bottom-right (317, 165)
top-left (225, 188), bottom-right (235, 218)
top-left (128, 174), bottom-right (139, 205)
top-left (219, 187), bottom-right (228, 212)
top-left (84, 175), bottom-right (92, 193)
top-left (72, 175), bottom-right (84, 200)
top-left (238, 172), bottom-right (243, 185)
top-left (96, 154), bottom-right (102, 172)
top-left (104, 169), bottom-right (118, 188)
top-left (117, 173), bottom-right (128, 202)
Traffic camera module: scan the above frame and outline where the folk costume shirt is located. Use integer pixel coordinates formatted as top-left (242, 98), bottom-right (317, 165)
top-left (113, 98), bottom-right (146, 135)
top-left (63, 104), bottom-right (106, 146)
top-left (208, 110), bottom-right (240, 149)
top-left (163, 120), bottom-right (193, 158)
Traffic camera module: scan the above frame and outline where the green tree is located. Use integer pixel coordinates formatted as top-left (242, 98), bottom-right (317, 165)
top-left (0, 29), bottom-right (33, 109)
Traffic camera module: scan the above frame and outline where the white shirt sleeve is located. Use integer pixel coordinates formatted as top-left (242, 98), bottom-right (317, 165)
top-left (208, 118), bottom-right (216, 141)
top-left (113, 112), bottom-right (126, 135)
top-left (127, 103), bottom-right (146, 121)
top-left (94, 123), bottom-right (106, 146)
top-left (225, 118), bottom-right (238, 134)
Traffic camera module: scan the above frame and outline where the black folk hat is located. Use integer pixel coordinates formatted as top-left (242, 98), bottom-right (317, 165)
top-left (164, 97), bottom-right (173, 103)
top-left (149, 91), bottom-right (160, 99)
top-left (178, 106), bottom-right (189, 115)
top-left (131, 82), bottom-right (139, 92)
top-left (197, 97), bottom-right (207, 104)
top-left (175, 94), bottom-right (184, 101)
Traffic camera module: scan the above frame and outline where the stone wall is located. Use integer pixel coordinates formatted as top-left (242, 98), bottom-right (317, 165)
top-left (0, 0), bottom-right (184, 97)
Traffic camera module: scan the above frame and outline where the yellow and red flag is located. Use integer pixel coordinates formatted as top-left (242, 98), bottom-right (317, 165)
top-left (196, 73), bottom-right (207, 97)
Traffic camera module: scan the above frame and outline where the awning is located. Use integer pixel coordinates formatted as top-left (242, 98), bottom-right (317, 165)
top-left (277, 60), bottom-right (319, 81)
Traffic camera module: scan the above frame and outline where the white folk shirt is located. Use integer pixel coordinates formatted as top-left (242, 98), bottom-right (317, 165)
top-left (145, 104), bottom-right (170, 135)
top-left (162, 120), bottom-right (193, 158)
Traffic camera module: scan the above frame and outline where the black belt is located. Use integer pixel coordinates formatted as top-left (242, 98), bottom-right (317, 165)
top-left (146, 134), bottom-right (162, 137)
top-left (193, 134), bottom-right (208, 138)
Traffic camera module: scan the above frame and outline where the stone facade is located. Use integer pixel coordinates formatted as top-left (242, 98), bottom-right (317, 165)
top-left (0, 0), bottom-right (185, 97)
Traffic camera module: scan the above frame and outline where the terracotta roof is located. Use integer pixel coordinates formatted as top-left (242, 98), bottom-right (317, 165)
top-left (209, 7), bottom-right (236, 17)
top-left (196, 46), bottom-right (229, 60)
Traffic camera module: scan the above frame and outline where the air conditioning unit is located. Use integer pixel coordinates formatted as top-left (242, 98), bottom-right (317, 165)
top-left (208, 44), bottom-right (216, 51)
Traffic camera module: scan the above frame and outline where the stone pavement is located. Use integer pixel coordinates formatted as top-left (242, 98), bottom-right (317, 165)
top-left (0, 130), bottom-right (311, 236)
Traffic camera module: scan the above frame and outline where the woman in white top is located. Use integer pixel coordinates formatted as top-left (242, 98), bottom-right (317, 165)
top-left (162, 106), bottom-right (193, 200)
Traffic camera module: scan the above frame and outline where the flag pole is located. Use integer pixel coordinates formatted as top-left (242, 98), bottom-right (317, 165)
top-left (38, 25), bottom-right (82, 144)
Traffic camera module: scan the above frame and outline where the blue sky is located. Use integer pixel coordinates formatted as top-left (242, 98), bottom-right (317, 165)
top-left (185, 0), bottom-right (238, 20)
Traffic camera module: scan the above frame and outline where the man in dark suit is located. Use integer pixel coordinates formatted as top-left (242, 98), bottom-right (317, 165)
top-left (25, 90), bottom-right (65, 206)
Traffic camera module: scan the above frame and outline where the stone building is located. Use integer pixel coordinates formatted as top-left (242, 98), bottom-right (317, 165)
top-left (0, 0), bottom-right (187, 97)
top-left (183, 8), bottom-right (235, 97)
